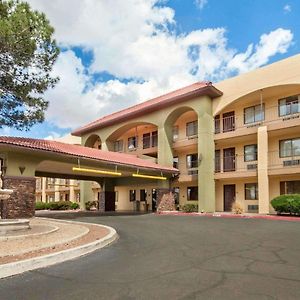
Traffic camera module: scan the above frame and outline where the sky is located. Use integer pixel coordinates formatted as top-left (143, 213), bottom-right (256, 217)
top-left (1, 0), bottom-right (299, 139)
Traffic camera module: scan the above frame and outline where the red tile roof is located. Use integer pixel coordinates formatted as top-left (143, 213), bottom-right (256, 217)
top-left (0, 136), bottom-right (178, 173)
top-left (72, 81), bottom-right (222, 136)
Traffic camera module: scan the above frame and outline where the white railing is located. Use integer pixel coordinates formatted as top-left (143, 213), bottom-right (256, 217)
top-left (215, 101), bottom-right (300, 134)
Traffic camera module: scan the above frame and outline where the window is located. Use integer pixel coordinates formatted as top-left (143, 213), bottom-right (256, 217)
top-left (187, 154), bottom-right (198, 175)
top-left (215, 150), bottom-right (221, 172)
top-left (114, 140), bottom-right (123, 152)
top-left (143, 133), bottom-right (151, 149)
top-left (151, 131), bottom-right (158, 147)
top-left (172, 126), bottom-right (179, 141)
top-left (187, 186), bottom-right (198, 201)
top-left (280, 138), bottom-right (300, 157)
top-left (244, 144), bottom-right (257, 162)
top-left (186, 121), bottom-right (198, 137)
top-left (223, 111), bottom-right (235, 132)
top-left (280, 181), bottom-right (300, 194)
top-left (128, 136), bottom-right (137, 150)
top-left (173, 156), bottom-right (179, 169)
top-left (244, 104), bottom-right (264, 124)
top-left (214, 115), bottom-right (220, 134)
top-left (279, 95), bottom-right (300, 116)
top-left (142, 131), bottom-right (157, 149)
top-left (173, 187), bottom-right (180, 205)
top-left (129, 190), bottom-right (136, 201)
top-left (140, 189), bottom-right (147, 201)
top-left (245, 183), bottom-right (258, 200)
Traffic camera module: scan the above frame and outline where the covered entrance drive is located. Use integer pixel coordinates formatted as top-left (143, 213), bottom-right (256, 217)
top-left (0, 137), bottom-right (178, 218)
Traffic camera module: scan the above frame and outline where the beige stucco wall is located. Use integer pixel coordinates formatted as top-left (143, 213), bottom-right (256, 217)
top-left (213, 54), bottom-right (300, 115)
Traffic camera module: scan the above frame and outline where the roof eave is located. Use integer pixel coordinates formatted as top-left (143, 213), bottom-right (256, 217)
top-left (72, 85), bottom-right (223, 136)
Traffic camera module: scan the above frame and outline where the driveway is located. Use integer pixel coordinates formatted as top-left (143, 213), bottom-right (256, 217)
top-left (1, 213), bottom-right (300, 299)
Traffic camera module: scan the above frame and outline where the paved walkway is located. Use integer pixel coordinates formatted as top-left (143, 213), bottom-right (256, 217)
top-left (1, 213), bottom-right (300, 299)
top-left (0, 218), bottom-right (108, 265)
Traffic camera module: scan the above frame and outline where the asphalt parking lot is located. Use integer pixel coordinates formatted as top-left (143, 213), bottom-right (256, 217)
top-left (1, 213), bottom-right (300, 299)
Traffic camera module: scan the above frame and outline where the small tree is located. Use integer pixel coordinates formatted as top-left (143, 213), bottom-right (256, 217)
top-left (0, 0), bottom-right (59, 130)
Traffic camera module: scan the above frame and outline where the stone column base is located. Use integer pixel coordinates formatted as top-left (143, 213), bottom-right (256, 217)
top-left (99, 191), bottom-right (116, 212)
top-left (2, 176), bottom-right (36, 219)
top-left (157, 189), bottom-right (175, 212)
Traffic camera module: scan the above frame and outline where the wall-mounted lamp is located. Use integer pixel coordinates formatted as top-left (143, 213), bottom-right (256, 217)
top-left (132, 173), bottom-right (167, 180)
top-left (72, 167), bottom-right (122, 176)
top-left (198, 154), bottom-right (203, 164)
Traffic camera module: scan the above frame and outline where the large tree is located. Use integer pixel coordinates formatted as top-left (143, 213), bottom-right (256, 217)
top-left (0, 0), bottom-right (59, 130)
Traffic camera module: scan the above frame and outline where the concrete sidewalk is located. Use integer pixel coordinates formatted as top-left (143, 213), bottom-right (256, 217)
top-left (0, 218), bottom-right (117, 278)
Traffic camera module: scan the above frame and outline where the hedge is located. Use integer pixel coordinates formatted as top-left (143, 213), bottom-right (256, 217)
top-left (271, 194), bottom-right (300, 215)
top-left (35, 201), bottom-right (79, 210)
top-left (182, 204), bottom-right (198, 213)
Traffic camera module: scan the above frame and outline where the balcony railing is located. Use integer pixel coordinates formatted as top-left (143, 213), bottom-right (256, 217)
top-left (268, 151), bottom-right (300, 171)
top-left (214, 154), bottom-right (257, 174)
top-left (215, 151), bottom-right (300, 174)
top-left (215, 101), bottom-right (300, 135)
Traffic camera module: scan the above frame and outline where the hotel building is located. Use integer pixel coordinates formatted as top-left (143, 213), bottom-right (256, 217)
top-left (69, 54), bottom-right (300, 214)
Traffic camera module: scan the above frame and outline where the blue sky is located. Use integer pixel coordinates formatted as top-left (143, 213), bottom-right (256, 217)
top-left (2, 0), bottom-right (299, 139)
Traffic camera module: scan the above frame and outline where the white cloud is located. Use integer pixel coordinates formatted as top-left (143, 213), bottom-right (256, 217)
top-left (227, 28), bottom-right (293, 73)
top-left (284, 4), bottom-right (291, 13)
top-left (194, 0), bottom-right (208, 10)
top-left (26, 0), bottom-right (294, 130)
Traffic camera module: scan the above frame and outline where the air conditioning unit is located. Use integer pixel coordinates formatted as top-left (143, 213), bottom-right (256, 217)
top-left (247, 164), bottom-right (257, 170)
top-left (283, 159), bottom-right (300, 166)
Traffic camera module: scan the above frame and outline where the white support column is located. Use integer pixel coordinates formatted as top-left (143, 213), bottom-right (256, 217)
top-left (80, 181), bottom-right (93, 209)
top-left (70, 179), bottom-right (75, 202)
top-left (54, 178), bottom-right (60, 202)
top-left (258, 126), bottom-right (270, 214)
top-left (42, 177), bottom-right (47, 202)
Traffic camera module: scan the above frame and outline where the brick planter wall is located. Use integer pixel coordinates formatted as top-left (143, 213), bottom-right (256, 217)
top-left (2, 176), bottom-right (36, 219)
top-left (157, 189), bottom-right (176, 212)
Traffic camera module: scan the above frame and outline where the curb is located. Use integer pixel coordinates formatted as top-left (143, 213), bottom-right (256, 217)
top-left (156, 211), bottom-right (300, 222)
top-left (0, 220), bottom-right (118, 279)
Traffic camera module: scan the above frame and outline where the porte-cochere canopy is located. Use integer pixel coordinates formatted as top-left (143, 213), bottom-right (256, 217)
top-left (0, 136), bottom-right (178, 179)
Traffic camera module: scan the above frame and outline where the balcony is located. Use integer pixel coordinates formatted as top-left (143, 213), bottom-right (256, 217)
top-left (215, 101), bottom-right (300, 141)
top-left (268, 151), bottom-right (300, 176)
top-left (214, 154), bottom-right (257, 179)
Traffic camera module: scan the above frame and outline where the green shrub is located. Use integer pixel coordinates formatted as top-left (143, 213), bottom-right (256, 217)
top-left (35, 201), bottom-right (46, 210)
top-left (71, 202), bottom-right (80, 210)
top-left (271, 194), bottom-right (300, 215)
top-left (182, 204), bottom-right (198, 213)
top-left (49, 202), bottom-right (59, 210)
top-left (44, 202), bottom-right (51, 210)
top-left (85, 201), bottom-right (98, 211)
top-left (48, 201), bottom-right (79, 210)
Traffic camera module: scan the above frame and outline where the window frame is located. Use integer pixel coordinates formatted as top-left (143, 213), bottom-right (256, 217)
top-left (186, 120), bottom-right (198, 137)
top-left (129, 189), bottom-right (136, 202)
top-left (142, 133), bottom-right (151, 149)
top-left (244, 183), bottom-right (258, 200)
top-left (244, 104), bottom-right (265, 125)
top-left (278, 95), bottom-right (300, 117)
top-left (279, 137), bottom-right (300, 158)
top-left (114, 140), bottom-right (124, 152)
top-left (172, 126), bottom-right (179, 141)
top-left (173, 156), bottom-right (179, 169)
top-left (280, 181), bottom-right (300, 195)
top-left (244, 144), bottom-right (258, 162)
top-left (128, 136), bottom-right (137, 150)
top-left (187, 186), bottom-right (198, 201)
top-left (186, 153), bottom-right (198, 173)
